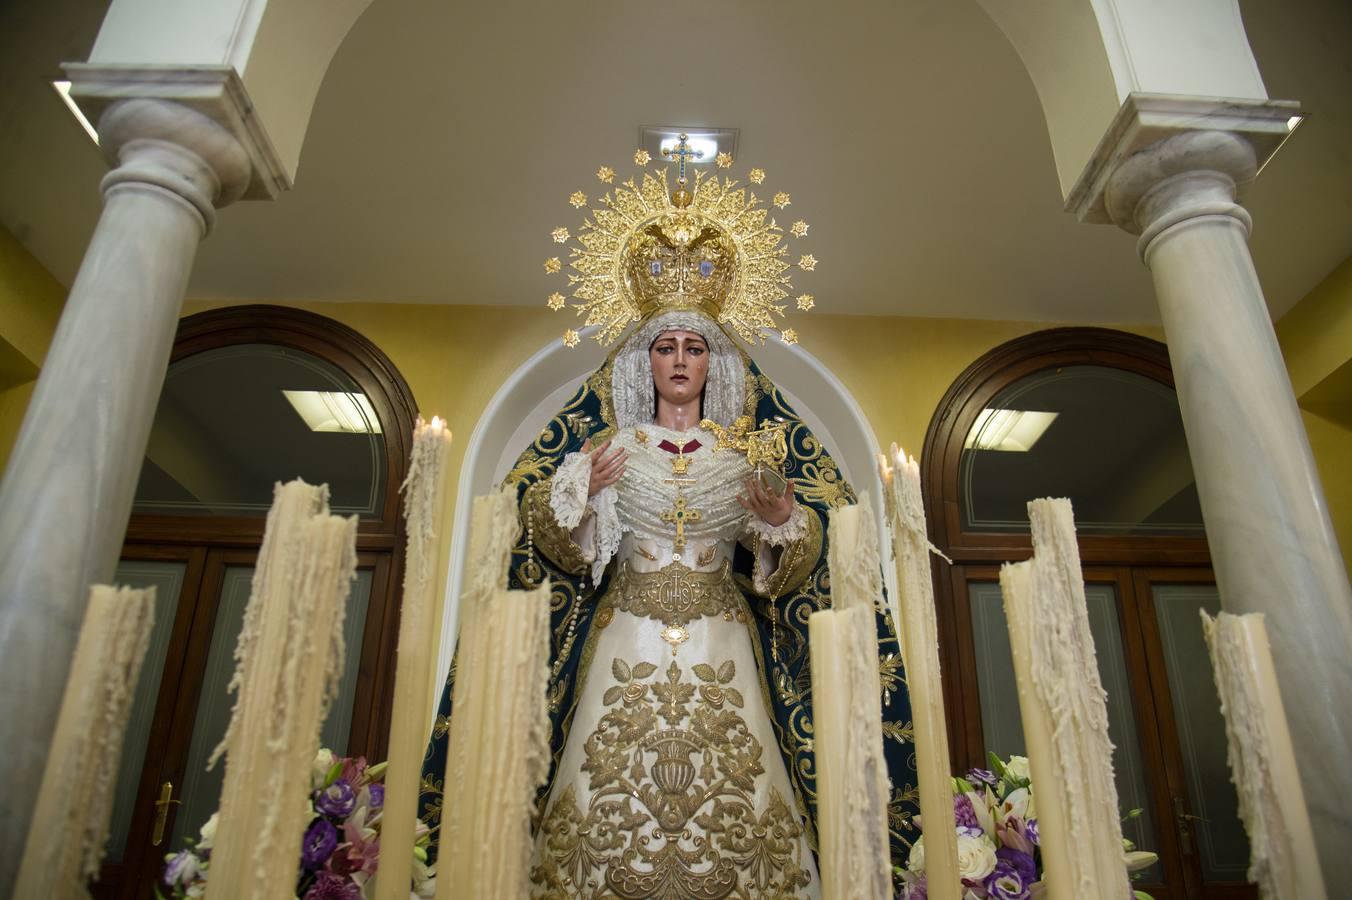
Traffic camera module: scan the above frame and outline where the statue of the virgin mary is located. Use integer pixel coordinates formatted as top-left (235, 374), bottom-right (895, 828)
top-left (420, 145), bottom-right (919, 897)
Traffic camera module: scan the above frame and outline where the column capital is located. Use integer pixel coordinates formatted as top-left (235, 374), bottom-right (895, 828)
top-left (1065, 92), bottom-right (1300, 226)
top-left (1105, 130), bottom-right (1256, 259)
top-left (96, 98), bottom-right (252, 236)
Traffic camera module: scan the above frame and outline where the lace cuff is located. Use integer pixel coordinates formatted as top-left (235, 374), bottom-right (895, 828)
top-left (549, 452), bottom-right (592, 529)
top-left (748, 506), bottom-right (822, 597)
top-left (588, 486), bottom-right (621, 582)
top-left (745, 503), bottom-right (809, 547)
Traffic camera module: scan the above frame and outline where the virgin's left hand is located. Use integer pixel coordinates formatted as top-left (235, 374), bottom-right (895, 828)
top-left (738, 477), bottom-right (795, 527)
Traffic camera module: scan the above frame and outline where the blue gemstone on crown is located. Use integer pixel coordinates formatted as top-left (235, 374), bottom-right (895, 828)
top-left (650, 260), bottom-right (663, 275)
top-left (699, 260), bottom-right (714, 277)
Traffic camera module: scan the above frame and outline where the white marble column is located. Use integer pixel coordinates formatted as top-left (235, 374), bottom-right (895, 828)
top-left (1105, 129), bottom-right (1352, 889)
top-left (0, 98), bottom-right (249, 895)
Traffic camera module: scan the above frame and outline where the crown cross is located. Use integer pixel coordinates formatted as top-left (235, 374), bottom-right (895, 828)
top-left (662, 133), bottom-right (703, 185)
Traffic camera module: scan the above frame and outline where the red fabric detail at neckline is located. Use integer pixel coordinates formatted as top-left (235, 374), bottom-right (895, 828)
top-left (657, 438), bottom-right (701, 455)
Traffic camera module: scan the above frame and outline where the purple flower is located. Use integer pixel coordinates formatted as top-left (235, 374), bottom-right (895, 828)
top-left (985, 860), bottom-right (1031, 900)
top-left (367, 783), bottom-right (384, 810)
top-left (902, 874), bottom-right (927, 900)
top-left (968, 768), bottom-right (998, 788)
top-left (1025, 818), bottom-right (1039, 846)
top-left (301, 818), bottom-right (338, 870)
top-left (996, 846), bottom-right (1036, 884)
top-left (954, 793), bottom-right (983, 834)
top-left (316, 780), bottom-right (356, 818)
top-left (303, 872), bottom-right (362, 900)
top-left (163, 849), bottom-right (201, 886)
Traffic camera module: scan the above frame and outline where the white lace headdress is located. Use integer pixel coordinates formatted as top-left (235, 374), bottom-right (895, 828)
top-left (610, 310), bottom-right (745, 430)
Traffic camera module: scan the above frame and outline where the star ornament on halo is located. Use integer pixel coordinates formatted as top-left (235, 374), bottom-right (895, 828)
top-left (715, 152), bottom-right (734, 169)
top-left (547, 292), bottom-right (567, 310)
top-left (790, 220), bottom-right (809, 238)
top-left (562, 329), bottom-right (581, 348)
top-left (798, 254), bottom-right (818, 272)
top-left (748, 168), bottom-right (766, 184)
top-left (780, 328), bottom-right (799, 346)
top-left (597, 165), bottom-right (615, 183)
top-left (544, 257), bottom-right (562, 274)
top-left (773, 192), bottom-right (791, 209)
top-left (551, 226), bottom-right (570, 243)
top-left (569, 190), bottom-right (588, 208)
top-left (634, 149), bottom-right (652, 166)
top-left (796, 294), bottom-right (815, 311)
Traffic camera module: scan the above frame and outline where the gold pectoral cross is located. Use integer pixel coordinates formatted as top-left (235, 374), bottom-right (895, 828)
top-left (660, 495), bottom-right (702, 552)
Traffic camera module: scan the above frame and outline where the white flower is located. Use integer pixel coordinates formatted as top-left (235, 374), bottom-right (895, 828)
top-left (197, 812), bottom-right (219, 850)
top-left (1005, 755), bottom-right (1031, 782)
top-left (967, 789), bottom-right (997, 837)
top-left (955, 833), bottom-right (998, 883)
top-left (312, 747), bottom-right (336, 789)
top-left (907, 834), bottom-right (926, 873)
top-left (999, 787), bottom-right (1031, 826)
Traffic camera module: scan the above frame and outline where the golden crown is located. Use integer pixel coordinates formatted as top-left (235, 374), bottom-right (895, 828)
top-left (544, 136), bottom-right (818, 347)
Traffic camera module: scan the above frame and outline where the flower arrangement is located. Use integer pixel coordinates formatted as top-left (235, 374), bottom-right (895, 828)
top-left (895, 754), bottom-right (1157, 900)
top-left (159, 749), bottom-right (435, 900)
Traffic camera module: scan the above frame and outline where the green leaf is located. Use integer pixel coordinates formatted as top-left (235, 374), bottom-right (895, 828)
top-left (612, 658), bottom-right (631, 682)
top-left (324, 759), bottom-right (344, 788)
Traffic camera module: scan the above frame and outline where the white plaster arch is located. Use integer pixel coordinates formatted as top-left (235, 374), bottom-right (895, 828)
top-left (433, 336), bottom-right (900, 701)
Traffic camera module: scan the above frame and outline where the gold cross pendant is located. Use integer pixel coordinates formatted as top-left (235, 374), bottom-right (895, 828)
top-left (660, 495), bottom-right (702, 551)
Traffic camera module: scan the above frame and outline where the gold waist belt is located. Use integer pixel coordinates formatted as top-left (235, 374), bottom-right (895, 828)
top-left (604, 560), bottom-right (747, 629)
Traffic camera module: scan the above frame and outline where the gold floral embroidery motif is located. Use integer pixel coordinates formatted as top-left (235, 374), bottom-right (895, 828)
top-left (532, 657), bottom-right (812, 899)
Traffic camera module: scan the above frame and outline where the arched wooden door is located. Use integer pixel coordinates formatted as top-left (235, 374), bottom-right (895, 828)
top-left (93, 306), bottom-right (417, 899)
top-left (922, 327), bottom-right (1256, 900)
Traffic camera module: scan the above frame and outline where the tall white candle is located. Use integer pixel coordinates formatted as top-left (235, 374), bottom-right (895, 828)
top-left (1000, 499), bottom-right (1127, 900)
top-left (1202, 611), bottom-right (1327, 900)
top-left (15, 584), bottom-right (156, 898)
top-left (437, 498), bottom-right (550, 900)
top-left (377, 417), bottom-right (452, 900)
top-left (812, 498), bottom-right (892, 900)
top-left (880, 445), bottom-right (960, 899)
top-left (205, 480), bottom-right (358, 900)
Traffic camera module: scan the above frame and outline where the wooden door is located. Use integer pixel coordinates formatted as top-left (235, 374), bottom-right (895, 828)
top-left (95, 547), bottom-right (394, 899)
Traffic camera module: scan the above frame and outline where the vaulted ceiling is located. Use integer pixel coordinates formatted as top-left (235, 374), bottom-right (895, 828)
top-left (2, 0), bottom-right (1349, 323)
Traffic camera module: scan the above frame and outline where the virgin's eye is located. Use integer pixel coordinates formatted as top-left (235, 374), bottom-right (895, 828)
top-left (655, 345), bottom-right (673, 354)
top-left (688, 346), bottom-right (706, 356)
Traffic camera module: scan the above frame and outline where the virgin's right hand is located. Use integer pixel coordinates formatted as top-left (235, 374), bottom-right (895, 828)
top-left (582, 438), bottom-right (627, 497)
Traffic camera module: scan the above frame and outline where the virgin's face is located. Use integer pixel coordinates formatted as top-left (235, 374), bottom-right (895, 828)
top-left (649, 330), bottom-right (709, 409)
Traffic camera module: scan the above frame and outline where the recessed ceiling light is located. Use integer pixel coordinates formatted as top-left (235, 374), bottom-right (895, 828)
top-left (282, 390), bottom-right (382, 434)
top-left (51, 80), bottom-right (99, 145)
top-left (963, 408), bottom-right (1058, 452)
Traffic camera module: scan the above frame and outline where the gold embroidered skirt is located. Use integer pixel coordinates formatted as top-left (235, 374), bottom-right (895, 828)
top-left (531, 556), bottom-right (820, 899)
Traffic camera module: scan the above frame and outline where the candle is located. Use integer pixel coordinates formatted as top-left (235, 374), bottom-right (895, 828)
top-left (205, 480), bottom-right (358, 900)
top-left (437, 566), bottom-right (550, 897)
top-left (999, 499), bottom-right (1127, 900)
top-left (880, 445), bottom-right (960, 899)
top-left (1201, 611), bottom-right (1327, 900)
top-left (15, 585), bottom-right (155, 898)
top-left (812, 498), bottom-right (891, 900)
top-left (825, 495), bottom-right (880, 612)
top-left (377, 417), bottom-right (452, 900)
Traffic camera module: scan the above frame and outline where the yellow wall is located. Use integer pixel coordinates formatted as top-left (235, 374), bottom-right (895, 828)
top-left (0, 227), bottom-right (66, 472)
top-left (1277, 255), bottom-right (1352, 573)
